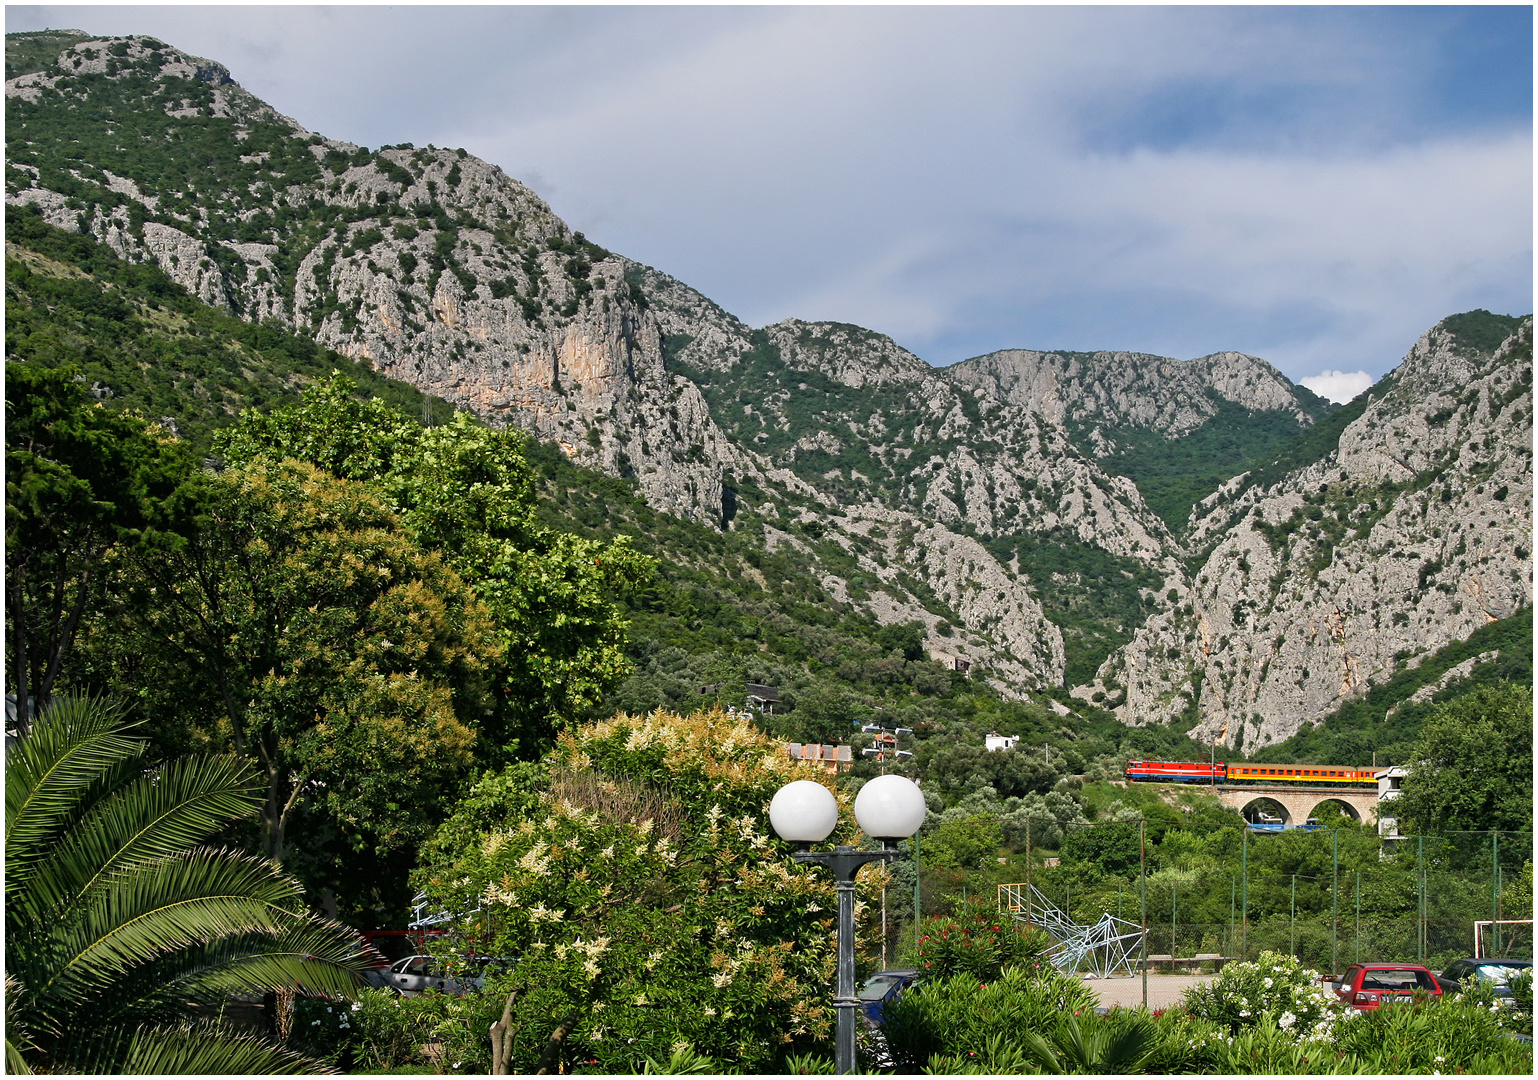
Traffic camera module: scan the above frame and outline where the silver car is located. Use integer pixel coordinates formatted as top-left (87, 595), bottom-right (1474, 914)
top-left (384, 954), bottom-right (470, 996)
top-left (383, 954), bottom-right (513, 996)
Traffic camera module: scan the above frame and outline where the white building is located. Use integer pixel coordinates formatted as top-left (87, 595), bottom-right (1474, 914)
top-left (985, 733), bottom-right (1019, 752)
top-left (1375, 766), bottom-right (1408, 840)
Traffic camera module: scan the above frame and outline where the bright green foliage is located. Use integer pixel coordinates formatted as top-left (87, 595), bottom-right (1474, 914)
top-left (215, 375), bottom-right (653, 747)
top-left (1392, 683), bottom-right (1534, 834)
top-left (879, 965), bottom-right (1099, 1072)
top-left (1018, 1009), bottom-right (1161, 1074)
top-left (101, 459), bottom-right (500, 877)
top-left (414, 708), bottom-right (884, 1074)
top-left (907, 895), bottom-right (1050, 980)
top-left (1182, 951), bottom-right (1333, 1036)
top-left (1327, 992), bottom-right (1532, 1074)
top-left (5, 696), bottom-right (368, 1074)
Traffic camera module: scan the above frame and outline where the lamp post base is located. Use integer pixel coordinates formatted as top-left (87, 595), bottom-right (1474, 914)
top-left (794, 846), bottom-right (899, 1074)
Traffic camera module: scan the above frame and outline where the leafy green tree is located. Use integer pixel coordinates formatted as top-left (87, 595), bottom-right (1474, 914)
top-left (1060, 820), bottom-right (1142, 879)
top-left (918, 739), bottom-right (1056, 801)
top-left (5, 697), bottom-right (368, 1074)
top-left (214, 375), bottom-right (652, 749)
top-left (104, 459), bottom-right (500, 878)
top-left (4, 365), bottom-right (191, 732)
top-left (1393, 683), bottom-right (1533, 834)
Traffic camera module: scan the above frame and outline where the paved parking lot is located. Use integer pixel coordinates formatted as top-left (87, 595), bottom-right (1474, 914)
top-left (1081, 972), bottom-right (1219, 1011)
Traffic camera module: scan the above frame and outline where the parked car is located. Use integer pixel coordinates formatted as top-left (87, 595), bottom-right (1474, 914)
top-left (381, 954), bottom-right (514, 996)
top-left (1334, 963), bottom-right (1443, 1010)
top-left (858, 968), bottom-right (923, 1026)
top-left (1437, 958), bottom-right (1533, 997)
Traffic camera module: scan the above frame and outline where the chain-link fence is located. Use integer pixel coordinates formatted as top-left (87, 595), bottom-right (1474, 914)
top-left (887, 819), bottom-right (1532, 1010)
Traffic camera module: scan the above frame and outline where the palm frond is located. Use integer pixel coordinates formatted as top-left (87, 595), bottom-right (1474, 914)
top-left (37, 849), bottom-right (311, 1007)
top-left (163, 919), bottom-right (374, 1002)
top-left (4, 973), bottom-right (37, 1075)
top-left (5, 697), bottom-right (141, 869)
top-left (105, 1022), bottom-right (334, 1075)
top-left (21, 755), bottom-right (261, 920)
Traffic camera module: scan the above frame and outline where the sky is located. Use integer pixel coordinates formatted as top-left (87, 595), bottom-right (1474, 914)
top-left (7, 6), bottom-right (1533, 399)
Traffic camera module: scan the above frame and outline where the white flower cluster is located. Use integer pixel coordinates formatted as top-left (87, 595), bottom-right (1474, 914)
top-left (528, 902), bottom-right (564, 923)
top-left (518, 841), bottom-right (552, 876)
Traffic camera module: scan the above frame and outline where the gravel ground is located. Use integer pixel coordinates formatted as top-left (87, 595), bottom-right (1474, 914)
top-left (1081, 972), bottom-right (1219, 1011)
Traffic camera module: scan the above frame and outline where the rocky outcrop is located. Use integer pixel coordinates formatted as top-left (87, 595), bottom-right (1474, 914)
top-left (950, 348), bottom-right (1324, 455)
top-left (1102, 316), bottom-right (1532, 748)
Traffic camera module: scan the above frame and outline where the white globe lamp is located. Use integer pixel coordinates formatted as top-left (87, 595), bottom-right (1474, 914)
top-left (853, 774), bottom-right (926, 843)
top-left (768, 779), bottom-right (840, 844)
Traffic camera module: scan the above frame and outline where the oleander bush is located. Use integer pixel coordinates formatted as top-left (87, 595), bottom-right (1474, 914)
top-left (905, 894), bottom-right (1052, 980)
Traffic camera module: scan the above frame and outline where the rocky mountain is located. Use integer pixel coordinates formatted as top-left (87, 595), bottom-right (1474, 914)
top-left (1102, 312), bottom-right (1533, 749)
top-left (6, 32), bottom-right (1530, 749)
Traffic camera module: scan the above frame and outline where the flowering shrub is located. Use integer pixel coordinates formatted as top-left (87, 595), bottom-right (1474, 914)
top-left (1328, 992), bottom-right (1532, 1074)
top-left (907, 894), bottom-right (1050, 981)
top-left (1182, 950), bottom-right (1336, 1036)
top-left (413, 709), bottom-right (884, 1074)
top-left (288, 988), bottom-right (500, 1073)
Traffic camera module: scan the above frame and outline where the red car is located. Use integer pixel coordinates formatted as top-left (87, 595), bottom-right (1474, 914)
top-left (1334, 964), bottom-right (1443, 1010)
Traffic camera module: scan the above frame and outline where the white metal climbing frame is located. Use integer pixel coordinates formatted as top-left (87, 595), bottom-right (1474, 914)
top-left (998, 882), bottom-right (1145, 978)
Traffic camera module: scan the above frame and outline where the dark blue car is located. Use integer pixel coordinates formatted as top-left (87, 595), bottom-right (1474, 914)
top-left (858, 968), bottom-right (923, 1025)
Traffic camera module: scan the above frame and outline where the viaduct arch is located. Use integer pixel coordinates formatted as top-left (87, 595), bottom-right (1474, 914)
top-left (1210, 785), bottom-right (1379, 826)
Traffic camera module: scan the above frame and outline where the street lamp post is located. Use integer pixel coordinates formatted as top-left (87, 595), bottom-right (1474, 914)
top-left (769, 775), bottom-right (926, 1075)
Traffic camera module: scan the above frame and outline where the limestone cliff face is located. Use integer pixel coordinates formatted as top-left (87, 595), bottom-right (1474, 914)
top-left (1103, 317), bottom-right (1533, 748)
top-left (950, 347), bottom-right (1317, 452)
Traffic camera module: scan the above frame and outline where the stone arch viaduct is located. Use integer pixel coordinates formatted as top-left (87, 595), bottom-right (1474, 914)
top-left (1210, 784), bottom-right (1379, 826)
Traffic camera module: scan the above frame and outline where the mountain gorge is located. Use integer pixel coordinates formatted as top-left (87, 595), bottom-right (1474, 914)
top-left (6, 31), bottom-right (1531, 752)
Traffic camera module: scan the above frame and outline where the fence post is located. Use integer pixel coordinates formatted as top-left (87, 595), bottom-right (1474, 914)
top-left (1354, 868), bottom-right (1361, 965)
top-left (1290, 874), bottom-right (1296, 958)
top-left (1140, 818), bottom-right (1148, 1010)
top-left (1417, 834), bottom-right (1424, 963)
top-left (1492, 831), bottom-right (1501, 956)
top-left (1241, 826), bottom-right (1248, 961)
top-left (1024, 821), bottom-right (1032, 928)
top-left (1229, 877), bottom-right (1236, 959)
top-left (913, 830), bottom-right (921, 948)
top-left (1331, 829), bottom-right (1339, 976)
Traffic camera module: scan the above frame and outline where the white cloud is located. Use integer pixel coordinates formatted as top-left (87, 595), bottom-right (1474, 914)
top-left (1301, 370), bottom-right (1375, 404)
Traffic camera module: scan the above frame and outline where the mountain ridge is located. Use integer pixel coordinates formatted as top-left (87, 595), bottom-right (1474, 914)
top-left (6, 31), bottom-right (1530, 749)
